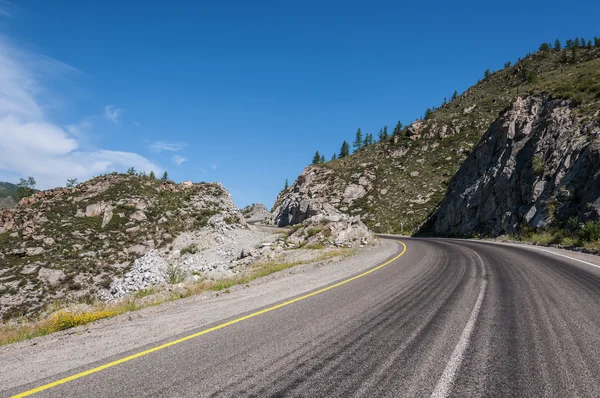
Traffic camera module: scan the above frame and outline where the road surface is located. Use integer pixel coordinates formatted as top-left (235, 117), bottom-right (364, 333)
top-left (6, 238), bottom-right (600, 397)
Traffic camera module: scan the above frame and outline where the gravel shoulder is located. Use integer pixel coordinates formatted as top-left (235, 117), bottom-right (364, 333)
top-left (0, 239), bottom-right (400, 392)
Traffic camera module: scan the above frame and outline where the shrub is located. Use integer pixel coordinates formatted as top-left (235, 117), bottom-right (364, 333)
top-left (48, 310), bottom-right (117, 332)
top-left (578, 221), bottom-right (600, 243)
top-left (306, 227), bottom-right (323, 237)
top-left (180, 244), bottom-right (199, 256)
top-left (532, 155), bottom-right (545, 176)
top-left (166, 264), bottom-right (186, 284)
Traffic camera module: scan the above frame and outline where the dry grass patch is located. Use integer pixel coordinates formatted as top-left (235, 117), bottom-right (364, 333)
top-left (0, 248), bottom-right (356, 346)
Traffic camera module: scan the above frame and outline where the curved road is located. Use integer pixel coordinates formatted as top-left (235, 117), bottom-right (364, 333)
top-left (7, 238), bottom-right (600, 397)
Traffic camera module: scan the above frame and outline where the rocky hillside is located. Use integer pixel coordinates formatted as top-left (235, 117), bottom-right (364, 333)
top-left (241, 203), bottom-right (272, 223)
top-left (0, 182), bottom-right (18, 210)
top-left (0, 174), bottom-right (246, 320)
top-left (423, 96), bottom-right (599, 236)
top-left (274, 45), bottom-right (600, 234)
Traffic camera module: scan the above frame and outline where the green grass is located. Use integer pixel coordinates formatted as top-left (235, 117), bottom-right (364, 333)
top-left (509, 221), bottom-right (600, 250)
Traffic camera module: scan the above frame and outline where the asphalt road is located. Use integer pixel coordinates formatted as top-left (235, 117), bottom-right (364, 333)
top-left (8, 238), bottom-right (600, 397)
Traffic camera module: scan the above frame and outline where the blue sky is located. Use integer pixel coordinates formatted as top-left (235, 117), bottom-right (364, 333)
top-left (0, 1), bottom-right (599, 208)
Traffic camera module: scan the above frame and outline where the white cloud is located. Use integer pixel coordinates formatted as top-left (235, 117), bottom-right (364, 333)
top-left (211, 163), bottom-right (217, 170)
top-left (66, 120), bottom-right (92, 138)
top-left (0, 37), bottom-right (160, 189)
top-left (151, 141), bottom-right (186, 152)
top-left (172, 155), bottom-right (187, 166)
top-left (105, 105), bottom-right (123, 123)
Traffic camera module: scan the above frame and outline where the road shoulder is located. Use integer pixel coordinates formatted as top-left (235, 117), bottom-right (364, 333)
top-left (0, 239), bottom-right (401, 393)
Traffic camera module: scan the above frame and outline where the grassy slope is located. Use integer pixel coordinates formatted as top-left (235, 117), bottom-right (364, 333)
top-left (306, 47), bottom-right (600, 234)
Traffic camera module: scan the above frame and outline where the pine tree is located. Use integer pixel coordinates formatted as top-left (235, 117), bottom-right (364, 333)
top-left (541, 42), bottom-right (552, 52)
top-left (312, 151), bottom-right (321, 164)
top-left (574, 38), bottom-right (580, 48)
top-left (149, 171), bottom-right (156, 179)
top-left (580, 38), bottom-right (586, 48)
top-left (484, 68), bottom-right (492, 79)
top-left (66, 178), bottom-right (78, 189)
top-left (353, 128), bottom-right (363, 151)
top-left (127, 167), bottom-right (136, 175)
top-left (504, 61), bottom-right (512, 69)
top-left (595, 37), bottom-right (600, 48)
top-left (553, 39), bottom-right (561, 50)
top-left (424, 108), bottom-right (434, 120)
top-left (378, 128), bottom-right (384, 142)
top-left (451, 90), bottom-right (458, 100)
top-left (160, 171), bottom-right (169, 181)
top-left (566, 39), bottom-right (573, 49)
top-left (383, 125), bottom-right (389, 139)
top-left (392, 121), bottom-right (403, 136)
top-left (526, 70), bottom-right (538, 84)
top-left (339, 141), bottom-right (350, 158)
top-left (363, 133), bottom-right (373, 147)
top-left (331, 153), bottom-right (337, 161)
top-left (284, 179), bottom-right (289, 190)
top-left (587, 40), bottom-right (593, 48)
top-left (320, 154), bottom-right (326, 163)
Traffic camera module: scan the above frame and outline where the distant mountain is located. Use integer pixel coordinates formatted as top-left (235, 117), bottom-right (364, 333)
top-left (0, 182), bottom-right (18, 209)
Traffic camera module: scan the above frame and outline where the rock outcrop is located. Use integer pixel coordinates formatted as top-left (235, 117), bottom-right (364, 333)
top-left (424, 97), bottom-right (600, 236)
top-left (271, 168), bottom-right (375, 246)
top-left (240, 203), bottom-right (272, 223)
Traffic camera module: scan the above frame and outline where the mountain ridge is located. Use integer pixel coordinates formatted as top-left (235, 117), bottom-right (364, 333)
top-left (273, 44), bottom-right (600, 236)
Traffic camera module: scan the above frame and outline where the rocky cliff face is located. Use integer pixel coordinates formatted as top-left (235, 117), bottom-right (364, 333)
top-left (271, 170), bottom-right (375, 246)
top-left (240, 203), bottom-right (272, 223)
top-left (0, 174), bottom-right (247, 320)
top-left (424, 97), bottom-right (600, 236)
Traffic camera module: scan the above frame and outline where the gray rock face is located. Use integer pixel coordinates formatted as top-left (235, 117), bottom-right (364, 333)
top-left (240, 203), bottom-right (272, 223)
top-left (426, 97), bottom-right (600, 236)
top-left (272, 167), bottom-right (371, 227)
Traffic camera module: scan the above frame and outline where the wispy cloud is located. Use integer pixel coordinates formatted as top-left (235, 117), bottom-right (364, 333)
top-left (0, 38), bottom-right (160, 189)
top-left (211, 163), bottom-right (217, 170)
top-left (132, 120), bottom-right (140, 127)
top-left (151, 141), bottom-right (186, 152)
top-left (0, 1), bottom-right (12, 17)
top-left (66, 120), bottom-right (92, 138)
top-left (172, 155), bottom-right (187, 166)
top-left (104, 105), bottom-right (123, 124)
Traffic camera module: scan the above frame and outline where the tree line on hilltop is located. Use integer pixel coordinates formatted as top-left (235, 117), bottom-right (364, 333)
top-left (307, 35), bottom-right (600, 169)
top-left (12, 169), bottom-right (172, 201)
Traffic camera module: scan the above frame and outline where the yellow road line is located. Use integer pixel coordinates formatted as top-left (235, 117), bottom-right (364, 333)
top-left (13, 241), bottom-right (407, 397)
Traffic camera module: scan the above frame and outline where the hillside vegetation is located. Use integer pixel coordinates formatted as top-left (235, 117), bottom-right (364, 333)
top-left (0, 174), bottom-right (242, 320)
top-left (275, 44), bottom-right (600, 234)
